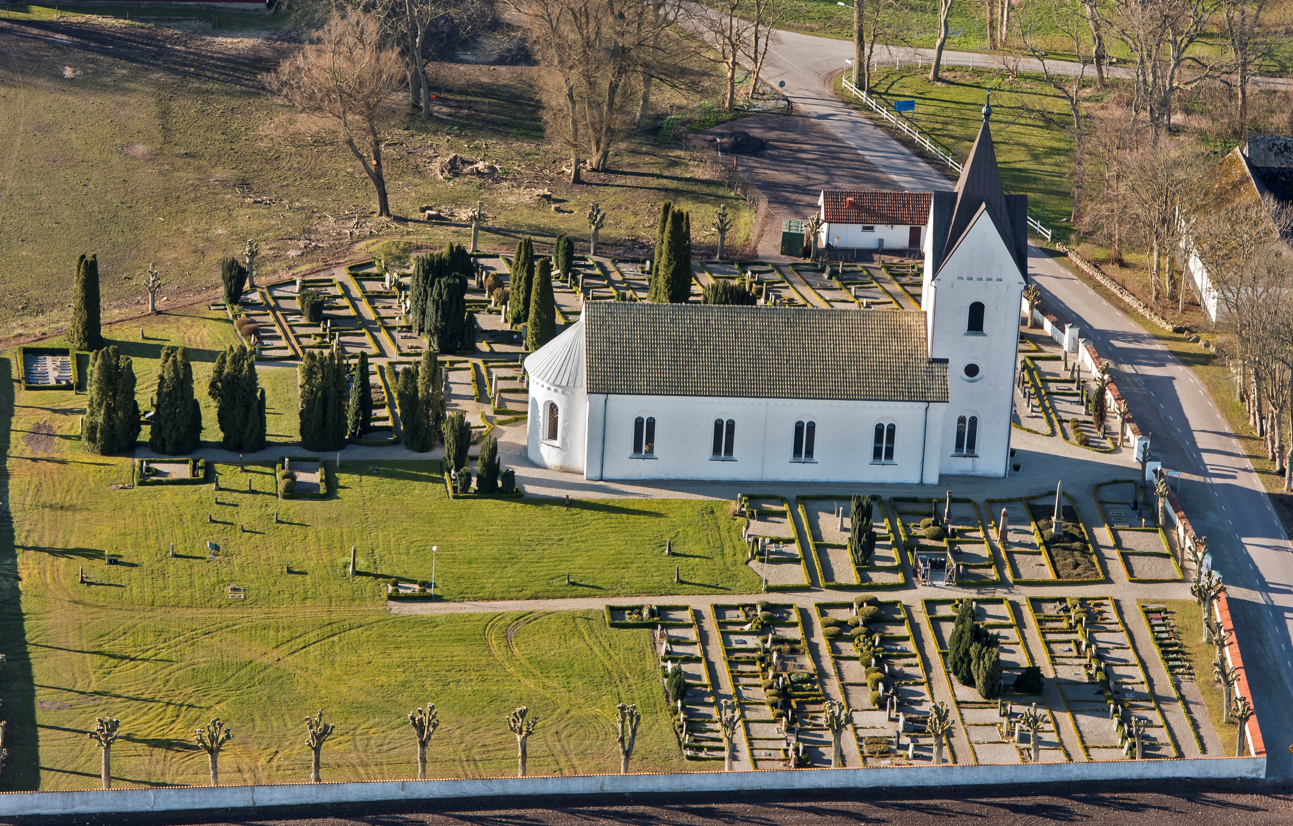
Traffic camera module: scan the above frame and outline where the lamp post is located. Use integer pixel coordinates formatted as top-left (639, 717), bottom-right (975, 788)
top-left (431, 546), bottom-right (438, 600)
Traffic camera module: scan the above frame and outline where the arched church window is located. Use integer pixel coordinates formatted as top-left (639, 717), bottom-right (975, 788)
top-left (793, 420), bottom-right (817, 461)
top-left (954, 415), bottom-right (979, 456)
top-left (872, 422), bottom-right (896, 463)
top-left (633, 416), bottom-right (656, 456)
top-left (546, 402), bottom-right (559, 442)
top-left (967, 301), bottom-right (986, 333)
top-left (713, 419), bottom-right (735, 458)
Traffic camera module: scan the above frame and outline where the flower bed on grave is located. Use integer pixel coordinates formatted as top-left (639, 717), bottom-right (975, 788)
top-left (604, 603), bottom-right (694, 631)
top-left (135, 458), bottom-right (208, 486)
top-left (1026, 492), bottom-right (1104, 582)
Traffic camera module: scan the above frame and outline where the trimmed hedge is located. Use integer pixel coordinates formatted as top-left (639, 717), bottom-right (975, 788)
top-left (275, 457), bottom-right (329, 500)
top-left (135, 458), bottom-right (208, 486)
top-left (18, 346), bottom-right (79, 391)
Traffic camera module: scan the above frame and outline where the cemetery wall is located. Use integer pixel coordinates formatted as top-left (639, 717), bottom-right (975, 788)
top-left (0, 755), bottom-right (1266, 818)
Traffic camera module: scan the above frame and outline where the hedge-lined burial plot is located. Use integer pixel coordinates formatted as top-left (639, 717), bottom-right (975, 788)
top-left (604, 605), bottom-right (727, 763)
top-left (710, 602), bottom-right (831, 769)
top-left (828, 264), bottom-right (902, 310)
top-left (699, 262), bottom-right (802, 306)
top-left (788, 263), bottom-right (850, 309)
top-left (987, 492), bottom-right (1103, 584)
top-left (232, 293), bottom-right (292, 360)
top-left (797, 496), bottom-right (905, 589)
top-left (348, 261), bottom-right (426, 357)
top-left (881, 261), bottom-right (923, 309)
top-left (569, 258), bottom-right (616, 303)
top-left (350, 360), bottom-right (396, 446)
top-left (482, 360), bottom-right (528, 419)
top-left (891, 497), bottom-right (1000, 586)
top-left (738, 495), bottom-right (811, 590)
top-left (607, 259), bottom-right (653, 301)
top-left (1093, 481), bottom-right (1182, 583)
top-left (1023, 351), bottom-right (1115, 452)
top-left (922, 598), bottom-right (1061, 765)
top-left (1027, 597), bottom-right (1178, 761)
top-left (268, 279), bottom-right (380, 357)
top-left (816, 599), bottom-right (932, 765)
top-left (19, 347), bottom-right (75, 389)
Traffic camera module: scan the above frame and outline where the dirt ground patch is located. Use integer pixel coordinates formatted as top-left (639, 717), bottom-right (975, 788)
top-left (21, 421), bottom-right (55, 455)
top-left (698, 113), bottom-right (897, 259)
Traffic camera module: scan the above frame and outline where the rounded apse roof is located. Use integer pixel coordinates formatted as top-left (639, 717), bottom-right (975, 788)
top-left (523, 318), bottom-right (584, 389)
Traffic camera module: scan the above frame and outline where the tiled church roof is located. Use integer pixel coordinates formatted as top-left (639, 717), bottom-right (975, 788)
top-left (581, 302), bottom-right (948, 403)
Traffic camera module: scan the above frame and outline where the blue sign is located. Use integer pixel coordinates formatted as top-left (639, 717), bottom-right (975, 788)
top-left (894, 99), bottom-right (916, 112)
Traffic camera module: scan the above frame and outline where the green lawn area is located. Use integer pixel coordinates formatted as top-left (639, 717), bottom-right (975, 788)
top-left (1162, 599), bottom-right (1240, 756)
top-left (10, 607), bottom-right (681, 790)
top-left (841, 67), bottom-right (1077, 240)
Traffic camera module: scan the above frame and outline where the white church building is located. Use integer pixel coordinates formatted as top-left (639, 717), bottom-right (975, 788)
top-left (524, 115), bottom-right (1027, 484)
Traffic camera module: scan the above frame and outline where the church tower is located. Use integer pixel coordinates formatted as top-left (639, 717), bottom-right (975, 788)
top-left (921, 96), bottom-right (1027, 478)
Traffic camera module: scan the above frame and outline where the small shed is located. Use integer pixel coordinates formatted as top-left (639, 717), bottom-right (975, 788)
top-left (817, 190), bottom-right (932, 252)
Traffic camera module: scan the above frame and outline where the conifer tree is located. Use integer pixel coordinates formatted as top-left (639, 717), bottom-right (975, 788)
top-left (428, 275), bottom-right (467, 354)
top-left (476, 434), bottom-right (500, 493)
top-left (552, 233), bottom-right (575, 282)
top-left (526, 259), bottom-right (556, 353)
top-left (508, 238), bottom-right (535, 326)
top-left (443, 411), bottom-right (471, 476)
top-left (396, 362), bottom-right (430, 452)
top-left (702, 280), bottom-right (758, 305)
top-left (70, 253), bottom-right (103, 351)
top-left (83, 346), bottom-right (140, 455)
top-left (220, 257), bottom-right (249, 307)
top-left (416, 350), bottom-right (444, 447)
top-left (678, 211), bottom-right (693, 303)
top-left (409, 253), bottom-right (436, 335)
top-left (150, 346), bottom-right (202, 455)
top-left (652, 202), bottom-right (672, 279)
top-left (208, 346), bottom-right (266, 453)
top-left (648, 208), bottom-right (692, 303)
top-left (298, 350), bottom-right (348, 451)
top-left (346, 352), bottom-right (373, 438)
top-left (947, 600), bottom-right (977, 687)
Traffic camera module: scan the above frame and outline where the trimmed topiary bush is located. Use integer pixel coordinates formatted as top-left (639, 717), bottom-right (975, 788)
top-left (923, 525), bottom-right (946, 541)
top-left (279, 477), bottom-right (296, 496)
top-left (758, 611), bottom-right (774, 623)
top-left (866, 672), bottom-right (884, 691)
top-left (856, 605), bottom-right (882, 626)
top-left (1013, 665), bottom-right (1045, 695)
top-left (870, 690), bottom-right (883, 708)
top-left (298, 288), bottom-right (325, 323)
top-left (823, 625), bottom-right (843, 638)
top-left (920, 518), bottom-right (934, 530)
top-left (853, 594), bottom-right (877, 609)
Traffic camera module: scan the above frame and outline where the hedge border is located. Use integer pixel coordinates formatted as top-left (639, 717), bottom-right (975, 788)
top-left (134, 458), bottom-right (208, 486)
top-left (795, 495), bottom-right (906, 590)
top-left (890, 496), bottom-right (1001, 587)
top-left (17, 346), bottom-right (80, 391)
top-left (1092, 481), bottom-right (1182, 584)
top-left (274, 456), bottom-right (330, 500)
top-left (737, 494), bottom-right (812, 592)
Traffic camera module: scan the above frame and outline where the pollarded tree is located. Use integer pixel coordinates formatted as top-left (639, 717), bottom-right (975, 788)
top-left (1191, 570), bottom-right (1225, 642)
top-left (144, 263), bottom-right (163, 315)
top-left (194, 718), bottom-right (233, 787)
top-left (428, 275), bottom-right (468, 354)
top-left (508, 238), bottom-right (536, 327)
top-left (718, 698), bottom-right (739, 772)
top-left (408, 703), bottom-right (439, 781)
top-left (304, 710), bottom-right (335, 783)
top-left (298, 350), bottom-right (349, 452)
top-left (347, 352), bottom-right (373, 438)
top-left (822, 699), bottom-right (849, 768)
top-left (417, 350), bottom-right (444, 448)
top-left (476, 434), bottom-right (500, 494)
top-left (443, 412), bottom-right (471, 477)
top-left (712, 204), bottom-right (733, 260)
top-left (69, 253), bottom-right (103, 351)
top-left (1016, 704), bottom-right (1044, 763)
top-left (925, 701), bottom-right (953, 765)
top-left (507, 706), bottom-right (540, 778)
top-left (1233, 694), bottom-right (1254, 757)
top-left (208, 346), bottom-right (267, 453)
top-left (1215, 660), bottom-right (1239, 724)
top-left (220, 257), bottom-right (248, 307)
top-left (587, 203), bottom-right (606, 257)
top-left (1023, 283), bottom-right (1041, 328)
top-left (87, 717), bottom-right (121, 790)
top-left (84, 346), bottom-right (141, 455)
top-left (151, 346), bottom-right (202, 455)
top-left (615, 702), bottom-right (640, 775)
top-left (526, 259), bottom-right (556, 353)
top-left (396, 362), bottom-right (429, 452)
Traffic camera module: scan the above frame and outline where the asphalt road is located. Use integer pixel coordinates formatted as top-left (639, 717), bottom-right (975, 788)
top-left (755, 24), bottom-right (1293, 779)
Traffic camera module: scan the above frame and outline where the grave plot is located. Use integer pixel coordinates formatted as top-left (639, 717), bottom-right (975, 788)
top-left (830, 265), bottom-right (901, 310)
top-left (891, 496), bottom-right (1000, 586)
top-left (816, 598), bottom-right (934, 765)
top-left (786, 264), bottom-right (852, 309)
top-left (348, 261), bottom-right (424, 357)
top-left (229, 293), bottom-right (293, 360)
top-left (482, 359), bottom-right (528, 424)
top-left (570, 258), bottom-right (617, 303)
top-left (881, 262), bottom-right (924, 308)
top-left (270, 279), bottom-right (380, 358)
top-left (604, 604), bottom-right (726, 763)
top-left (1021, 352), bottom-right (1114, 452)
top-left (986, 490), bottom-right (1103, 583)
top-left (710, 602), bottom-right (830, 769)
top-left (738, 495), bottom-right (811, 590)
top-left (607, 259), bottom-right (653, 301)
top-left (1028, 597), bottom-right (1178, 761)
top-left (796, 496), bottom-right (905, 589)
top-left (1094, 481), bottom-right (1182, 583)
top-left (923, 598), bottom-right (1060, 765)
top-left (19, 347), bottom-right (76, 390)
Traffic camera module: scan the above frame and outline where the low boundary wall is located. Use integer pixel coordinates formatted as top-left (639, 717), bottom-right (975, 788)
top-left (0, 756), bottom-right (1266, 818)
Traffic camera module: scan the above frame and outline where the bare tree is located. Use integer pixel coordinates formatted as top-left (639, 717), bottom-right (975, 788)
top-left (244, 240), bottom-right (259, 290)
top-left (1130, 716), bottom-right (1147, 759)
top-left (742, 0), bottom-right (789, 99)
top-left (635, 0), bottom-right (683, 122)
top-left (614, 703), bottom-right (641, 774)
top-left (588, 202), bottom-right (606, 257)
top-left (1080, 0), bottom-right (1108, 85)
top-left (925, 701), bottom-right (953, 765)
top-left (1120, 136), bottom-right (1201, 304)
top-left (467, 202), bottom-right (488, 254)
top-left (144, 263), bottom-right (163, 315)
top-left (698, 0), bottom-right (752, 111)
top-left (408, 703), bottom-right (439, 780)
top-left (1218, 0), bottom-right (1272, 138)
top-left (822, 699), bottom-right (849, 768)
top-left (87, 717), bottom-right (121, 790)
top-left (928, 0), bottom-right (954, 83)
top-left (195, 718), bottom-right (233, 787)
top-left (712, 204), bottom-right (733, 260)
top-left (718, 698), bottom-right (739, 771)
top-left (266, 9), bottom-right (404, 217)
top-left (507, 706), bottom-right (539, 777)
top-left (1191, 570), bottom-right (1225, 641)
top-left (1016, 704), bottom-right (1044, 763)
top-left (1019, 1), bottom-right (1094, 224)
top-left (1023, 283), bottom-right (1041, 328)
top-left (1232, 693), bottom-right (1253, 756)
top-left (304, 709), bottom-right (335, 783)
top-left (849, 0), bottom-right (895, 94)
top-left (805, 213), bottom-right (824, 260)
top-left (1082, 105), bottom-right (1143, 263)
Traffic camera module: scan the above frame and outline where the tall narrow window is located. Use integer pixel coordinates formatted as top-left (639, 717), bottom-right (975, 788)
top-left (633, 416), bottom-right (657, 456)
top-left (873, 423), bottom-right (896, 463)
top-left (955, 416), bottom-right (967, 454)
top-left (793, 421), bottom-right (805, 460)
top-left (873, 423), bottom-right (886, 463)
top-left (712, 419), bottom-right (724, 457)
top-left (883, 423), bottom-right (896, 462)
top-left (546, 402), bottom-right (559, 442)
top-left (967, 301), bottom-right (985, 333)
top-left (965, 416), bottom-right (979, 455)
top-left (792, 420), bottom-right (816, 462)
top-left (633, 417), bottom-right (645, 455)
top-left (723, 419), bottom-right (736, 457)
top-left (643, 417), bottom-right (655, 455)
top-left (804, 421), bottom-right (816, 460)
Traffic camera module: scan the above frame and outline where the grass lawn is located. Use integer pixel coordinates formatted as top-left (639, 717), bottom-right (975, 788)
top-left (9, 607), bottom-right (681, 790)
top-left (1163, 599), bottom-right (1240, 757)
top-left (839, 67), bottom-right (1077, 239)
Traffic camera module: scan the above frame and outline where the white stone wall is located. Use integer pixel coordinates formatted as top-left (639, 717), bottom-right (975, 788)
top-left (526, 377), bottom-right (587, 474)
top-left (584, 394), bottom-right (944, 484)
top-left (820, 222), bottom-right (923, 251)
top-left (923, 213), bottom-right (1023, 478)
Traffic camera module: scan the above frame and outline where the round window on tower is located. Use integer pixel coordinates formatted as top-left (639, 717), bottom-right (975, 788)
top-left (963, 363), bottom-right (982, 381)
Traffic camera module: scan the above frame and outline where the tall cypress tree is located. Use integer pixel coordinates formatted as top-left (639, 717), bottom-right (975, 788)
top-left (948, 600), bottom-right (978, 687)
top-left (526, 259), bottom-right (556, 352)
top-left (347, 352), bottom-right (372, 438)
top-left (151, 346), bottom-right (202, 455)
top-left (298, 351), bottom-right (325, 450)
top-left (298, 350), bottom-right (347, 451)
top-left (652, 202), bottom-right (673, 281)
top-left (476, 434), bottom-right (500, 493)
top-left (220, 257), bottom-right (248, 306)
top-left (649, 209), bottom-right (691, 303)
top-left (429, 275), bottom-right (467, 354)
top-left (443, 411), bottom-right (471, 475)
top-left (209, 345), bottom-right (266, 452)
top-left (397, 362), bottom-right (429, 452)
top-left (83, 346), bottom-right (140, 455)
top-left (508, 238), bottom-right (535, 326)
top-left (677, 210), bottom-right (693, 303)
top-left (417, 350), bottom-right (444, 446)
top-left (69, 253), bottom-right (102, 351)
top-left (325, 349), bottom-right (348, 450)
top-left (409, 253), bottom-right (434, 335)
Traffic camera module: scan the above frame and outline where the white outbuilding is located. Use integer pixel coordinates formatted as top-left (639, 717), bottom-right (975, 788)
top-left (526, 114), bottom-right (1027, 484)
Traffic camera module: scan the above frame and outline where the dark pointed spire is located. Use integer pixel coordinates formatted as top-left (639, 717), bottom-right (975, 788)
top-left (982, 89), bottom-right (993, 122)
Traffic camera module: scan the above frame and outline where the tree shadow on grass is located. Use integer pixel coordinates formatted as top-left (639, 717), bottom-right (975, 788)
top-left (509, 499), bottom-right (667, 518)
top-left (28, 644), bottom-right (173, 664)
